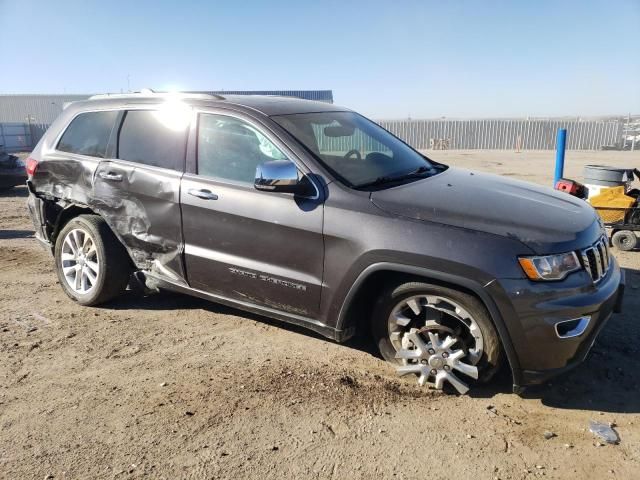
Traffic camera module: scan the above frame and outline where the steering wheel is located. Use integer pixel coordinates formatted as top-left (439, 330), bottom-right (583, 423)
top-left (344, 149), bottom-right (362, 160)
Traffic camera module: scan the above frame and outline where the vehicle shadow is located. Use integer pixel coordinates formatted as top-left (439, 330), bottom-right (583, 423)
top-left (106, 288), bottom-right (384, 359)
top-left (0, 229), bottom-right (34, 239)
top-left (106, 289), bottom-right (340, 344)
top-left (102, 266), bottom-right (640, 411)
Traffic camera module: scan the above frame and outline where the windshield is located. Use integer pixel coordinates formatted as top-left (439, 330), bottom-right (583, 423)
top-left (272, 111), bottom-right (443, 189)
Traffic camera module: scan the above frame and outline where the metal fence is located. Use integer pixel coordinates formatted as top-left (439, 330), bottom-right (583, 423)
top-left (376, 118), bottom-right (624, 151)
top-left (0, 93), bottom-right (629, 152)
top-left (0, 122), bottom-right (33, 152)
top-left (0, 95), bottom-right (89, 151)
top-left (314, 118), bottom-right (624, 153)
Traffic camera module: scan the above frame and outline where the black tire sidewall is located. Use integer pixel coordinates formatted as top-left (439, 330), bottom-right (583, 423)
top-left (371, 282), bottom-right (503, 383)
top-left (612, 230), bottom-right (637, 251)
top-left (54, 216), bottom-right (109, 305)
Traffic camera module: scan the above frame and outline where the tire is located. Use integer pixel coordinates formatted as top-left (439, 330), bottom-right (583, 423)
top-left (371, 282), bottom-right (503, 387)
top-left (54, 214), bottom-right (131, 306)
top-left (611, 230), bottom-right (638, 251)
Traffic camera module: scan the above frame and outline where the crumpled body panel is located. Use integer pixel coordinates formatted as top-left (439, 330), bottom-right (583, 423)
top-left (31, 153), bottom-right (186, 283)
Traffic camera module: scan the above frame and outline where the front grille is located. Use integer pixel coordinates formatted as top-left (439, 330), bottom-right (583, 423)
top-left (580, 236), bottom-right (610, 283)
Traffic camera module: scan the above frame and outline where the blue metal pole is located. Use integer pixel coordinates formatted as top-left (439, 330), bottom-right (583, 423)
top-left (554, 128), bottom-right (567, 186)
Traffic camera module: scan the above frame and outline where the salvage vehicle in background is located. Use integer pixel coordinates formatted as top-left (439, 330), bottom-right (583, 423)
top-left (0, 150), bottom-right (26, 191)
top-left (25, 92), bottom-right (625, 394)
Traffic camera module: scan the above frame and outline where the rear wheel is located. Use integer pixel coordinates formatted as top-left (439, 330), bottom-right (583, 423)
top-left (372, 282), bottom-right (502, 394)
top-left (611, 230), bottom-right (637, 251)
top-left (54, 215), bottom-right (131, 306)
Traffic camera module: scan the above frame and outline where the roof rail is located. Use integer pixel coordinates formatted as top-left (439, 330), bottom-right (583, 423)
top-left (88, 90), bottom-right (225, 100)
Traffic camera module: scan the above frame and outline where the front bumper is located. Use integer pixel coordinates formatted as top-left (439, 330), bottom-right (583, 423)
top-left (487, 257), bottom-right (625, 388)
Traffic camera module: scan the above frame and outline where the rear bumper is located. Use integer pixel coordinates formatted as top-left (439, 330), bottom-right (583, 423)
top-left (26, 181), bottom-right (53, 251)
top-left (488, 258), bottom-right (625, 388)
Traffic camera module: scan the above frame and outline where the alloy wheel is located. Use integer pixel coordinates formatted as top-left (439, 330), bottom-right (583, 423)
top-left (387, 295), bottom-right (484, 394)
top-left (60, 228), bottom-right (100, 294)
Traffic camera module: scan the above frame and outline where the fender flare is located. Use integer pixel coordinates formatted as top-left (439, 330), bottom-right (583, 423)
top-left (335, 262), bottom-right (522, 388)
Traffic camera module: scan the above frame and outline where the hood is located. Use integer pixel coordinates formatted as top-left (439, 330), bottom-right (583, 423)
top-left (371, 167), bottom-right (602, 254)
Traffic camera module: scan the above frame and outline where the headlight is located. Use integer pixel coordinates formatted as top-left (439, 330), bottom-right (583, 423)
top-left (518, 252), bottom-right (581, 281)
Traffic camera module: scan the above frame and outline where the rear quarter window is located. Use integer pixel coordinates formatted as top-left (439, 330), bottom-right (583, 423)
top-left (57, 111), bottom-right (118, 158)
top-left (117, 110), bottom-right (188, 170)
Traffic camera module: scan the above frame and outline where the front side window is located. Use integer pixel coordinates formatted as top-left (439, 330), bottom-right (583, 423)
top-left (57, 111), bottom-right (118, 158)
top-left (273, 111), bottom-right (441, 188)
top-left (198, 114), bottom-right (288, 184)
top-left (117, 110), bottom-right (188, 170)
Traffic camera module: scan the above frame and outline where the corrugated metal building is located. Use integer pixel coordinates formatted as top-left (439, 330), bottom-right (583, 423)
top-left (0, 90), bottom-right (334, 151)
top-left (0, 94), bottom-right (90, 152)
top-left (0, 91), bottom-right (627, 152)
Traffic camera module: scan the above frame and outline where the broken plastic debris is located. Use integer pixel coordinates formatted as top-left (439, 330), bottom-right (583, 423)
top-left (589, 420), bottom-right (620, 444)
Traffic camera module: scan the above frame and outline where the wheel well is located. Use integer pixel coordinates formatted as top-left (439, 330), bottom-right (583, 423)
top-left (341, 269), bottom-right (513, 377)
top-left (341, 270), bottom-right (405, 334)
top-left (49, 204), bottom-right (95, 244)
top-left (343, 270), bottom-right (491, 333)
top-left (46, 203), bottom-right (137, 271)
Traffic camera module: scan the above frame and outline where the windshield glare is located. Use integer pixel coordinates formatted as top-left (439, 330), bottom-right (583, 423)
top-left (272, 112), bottom-right (438, 188)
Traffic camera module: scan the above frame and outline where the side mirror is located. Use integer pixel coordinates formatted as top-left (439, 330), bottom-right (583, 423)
top-left (254, 160), bottom-right (315, 197)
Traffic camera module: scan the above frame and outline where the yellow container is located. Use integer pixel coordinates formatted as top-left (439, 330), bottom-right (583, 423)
top-left (588, 186), bottom-right (635, 223)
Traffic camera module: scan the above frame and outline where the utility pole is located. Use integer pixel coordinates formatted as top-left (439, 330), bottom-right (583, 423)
top-left (25, 115), bottom-right (36, 149)
top-left (623, 113), bottom-right (630, 150)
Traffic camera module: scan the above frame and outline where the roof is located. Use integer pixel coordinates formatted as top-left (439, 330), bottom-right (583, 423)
top-left (217, 95), bottom-right (348, 115)
top-left (70, 93), bottom-right (348, 117)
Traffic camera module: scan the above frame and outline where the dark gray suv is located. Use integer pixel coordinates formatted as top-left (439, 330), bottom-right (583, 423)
top-left (25, 92), bottom-right (625, 394)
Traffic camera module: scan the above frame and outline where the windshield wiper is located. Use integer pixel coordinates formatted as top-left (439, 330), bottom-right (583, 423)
top-left (354, 165), bottom-right (433, 189)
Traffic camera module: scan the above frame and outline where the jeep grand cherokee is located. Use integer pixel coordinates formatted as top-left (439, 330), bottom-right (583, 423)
top-left (25, 92), bottom-right (625, 394)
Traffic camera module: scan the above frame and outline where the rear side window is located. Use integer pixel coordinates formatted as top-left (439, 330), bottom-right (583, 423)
top-left (57, 111), bottom-right (118, 158)
top-left (117, 110), bottom-right (188, 170)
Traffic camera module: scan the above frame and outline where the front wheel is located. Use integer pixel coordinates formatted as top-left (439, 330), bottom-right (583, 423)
top-left (54, 215), bottom-right (131, 306)
top-left (372, 282), bottom-right (502, 394)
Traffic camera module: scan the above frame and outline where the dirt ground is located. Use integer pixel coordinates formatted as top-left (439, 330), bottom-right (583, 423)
top-left (1, 150), bottom-right (639, 479)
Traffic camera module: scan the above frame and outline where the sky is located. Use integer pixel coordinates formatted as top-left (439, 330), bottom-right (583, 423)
top-left (0, 0), bottom-right (639, 119)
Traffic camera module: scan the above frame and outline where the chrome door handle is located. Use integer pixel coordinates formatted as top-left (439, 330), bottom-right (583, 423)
top-left (188, 188), bottom-right (218, 200)
top-left (98, 171), bottom-right (123, 182)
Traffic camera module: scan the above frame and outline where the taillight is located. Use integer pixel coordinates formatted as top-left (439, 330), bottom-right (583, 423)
top-left (25, 157), bottom-right (38, 176)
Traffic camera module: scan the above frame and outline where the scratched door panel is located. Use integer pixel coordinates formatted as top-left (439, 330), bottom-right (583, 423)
top-left (181, 175), bottom-right (324, 317)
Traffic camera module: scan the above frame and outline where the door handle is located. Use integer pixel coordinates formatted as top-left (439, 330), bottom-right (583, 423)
top-left (188, 188), bottom-right (218, 200)
top-left (98, 171), bottom-right (123, 182)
